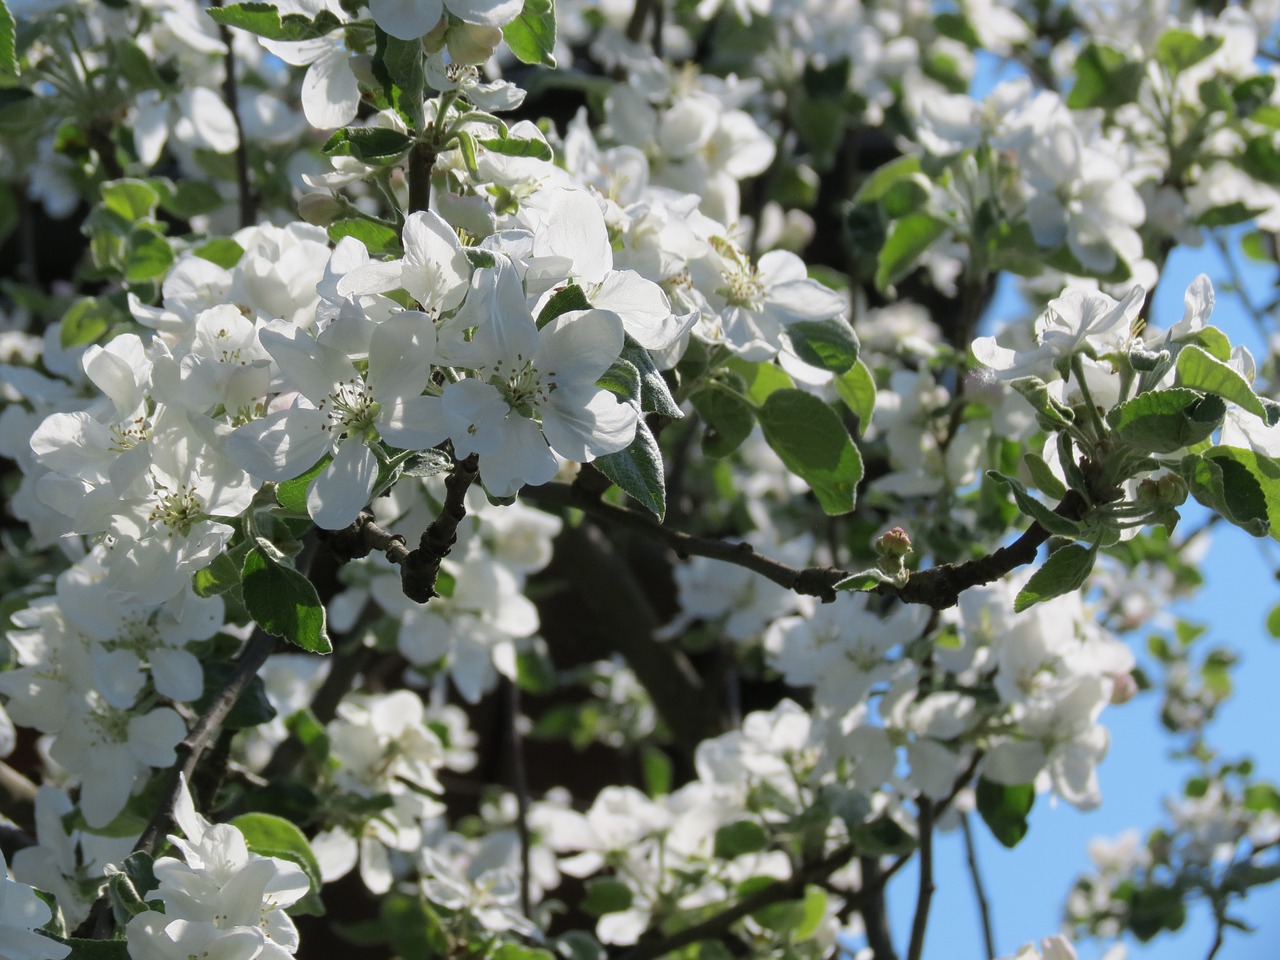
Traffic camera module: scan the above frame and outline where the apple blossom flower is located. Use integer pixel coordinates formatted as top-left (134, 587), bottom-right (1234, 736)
top-left (0, 849), bottom-right (71, 960)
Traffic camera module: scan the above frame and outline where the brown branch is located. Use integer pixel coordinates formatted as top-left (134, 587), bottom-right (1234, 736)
top-left (859, 857), bottom-right (899, 960)
top-left (133, 628), bottom-right (279, 858)
top-left (905, 798), bottom-right (935, 960)
top-left (961, 813), bottom-right (997, 960)
top-left (519, 482), bottom-right (1089, 611)
top-left (408, 142), bottom-right (437, 214)
top-left (211, 0), bottom-right (255, 227)
top-left (0, 760), bottom-right (38, 833)
top-left (400, 453), bottom-right (479, 602)
top-left (506, 679), bottom-right (533, 919)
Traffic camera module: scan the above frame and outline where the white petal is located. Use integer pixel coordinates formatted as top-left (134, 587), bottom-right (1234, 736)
top-left (369, 0), bottom-right (444, 40)
top-left (302, 46), bottom-right (361, 130)
top-left (369, 311), bottom-right (436, 401)
top-left (127, 708), bottom-right (187, 767)
top-left (542, 385), bottom-right (638, 461)
top-left (307, 440), bottom-right (378, 529)
top-left (226, 408), bottom-right (332, 482)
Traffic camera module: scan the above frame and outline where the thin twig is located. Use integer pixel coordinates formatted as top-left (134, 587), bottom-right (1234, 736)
top-left (905, 798), bottom-right (935, 960)
top-left (518, 482), bottom-right (1089, 610)
top-left (133, 628), bottom-right (278, 857)
top-left (859, 856), bottom-right (899, 960)
top-left (507, 679), bottom-right (533, 919)
top-left (210, 0), bottom-right (255, 227)
top-left (400, 454), bottom-right (479, 602)
top-left (961, 814), bottom-right (997, 960)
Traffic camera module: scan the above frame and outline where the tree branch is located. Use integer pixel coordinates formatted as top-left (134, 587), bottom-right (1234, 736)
top-left (519, 482), bottom-right (1089, 611)
top-left (211, 0), bottom-right (255, 227)
top-left (133, 628), bottom-right (278, 857)
top-left (905, 798), bottom-right (935, 960)
top-left (400, 453), bottom-right (479, 602)
top-left (506, 679), bottom-right (533, 919)
top-left (858, 857), bottom-right (899, 960)
top-left (408, 141), bottom-right (437, 214)
top-left (961, 813), bottom-right (997, 960)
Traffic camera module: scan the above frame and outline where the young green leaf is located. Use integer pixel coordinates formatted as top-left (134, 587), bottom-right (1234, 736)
top-left (479, 136), bottom-right (554, 162)
top-left (242, 548), bottom-right (332, 654)
top-left (783, 318), bottom-right (860, 372)
top-left (874, 212), bottom-right (947, 292)
top-left (1014, 543), bottom-right (1097, 612)
top-left (591, 420), bottom-right (666, 519)
top-left (976, 777), bottom-right (1035, 848)
top-left (988, 471), bottom-right (1082, 536)
top-left (834, 359), bottom-right (876, 434)
top-left (230, 812), bottom-right (326, 915)
top-left (1176, 343), bottom-right (1268, 420)
top-left (1106, 388), bottom-right (1225, 454)
top-left (0, 0), bottom-right (16, 76)
top-left (1023, 452), bottom-right (1067, 500)
top-left (503, 0), bottom-right (557, 67)
top-left (758, 389), bottom-right (862, 515)
top-left (536, 283), bottom-right (592, 327)
top-left (322, 128), bottom-right (414, 165)
top-left (327, 219), bottom-right (403, 258)
top-left (690, 383), bottom-right (755, 458)
top-left (207, 3), bottom-right (341, 42)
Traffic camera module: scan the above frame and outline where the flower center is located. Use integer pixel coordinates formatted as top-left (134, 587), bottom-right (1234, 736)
top-left (491, 354), bottom-right (554, 415)
top-left (320, 377), bottom-right (381, 439)
top-left (108, 416), bottom-right (151, 453)
top-left (149, 481), bottom-right (206, 537)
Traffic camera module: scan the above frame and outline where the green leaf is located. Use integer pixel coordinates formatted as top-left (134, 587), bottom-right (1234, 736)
top-left (322, 127), bottom-right (414, 164)
top-left (988, 471), bottom-right (1081, 536)
top-left (1176, 343), bottom-right (1268, 420)
top-left (536, 283), bottom-right (592, 327)
top-left (275, 456), bottom-right (332, 514)
top-left (160, 179), bottom-right (224, 219)
top-left (1105, 388), bottom-right (1225, 454)
top-left (125, 230), bottom-right (174, 282)
top-left (372, 28), bottom-right (424, 121)
top-left (1180, 450), bottom-right (1270, 537)
top-left (194, 237), bottom-right (245, 269)
top-left (976, 777), bottom-right (1035, 848)
top-left (195, 660), bottom-right (277, 729)
top-left (285, 708), bottom-right (331, 761)
top-left (835, 569), bottom-right (894, 592)
top-left (1007, 376), bottom-right (1074, 431)
top-left (101, 179), bottom-right (160, 222)
top-left (1156, 29), bottom-right (1223, 74)
top-left (1268, 602), bottom-right (1280, 639)
top-left (725, 356), bottom-right (794, 405)
top-left (1013, 543), bottom-right (1097, 612)
top-left (596, 357), bottom-right (641, 405)
top-left (874, 212), bottom-right (947, 291)
top-left (1240, 135), bottom-right (1280, 185)
top-left (621, 335), bottom-right (681, 419)
top-left (60, 297), bottom-right (121, 348)
top-left (795, 886), bottom-right (828, 942)
top-left (1178, 325), bottom-right (1232, 361)
top-left (479, 135), bottom-right (554, 162)
top-left (582, 878), bottom-right (633, 916)
top-left (207, 3), bottom-right (341, 41)
top-left (1193, 202), bottom-right (1264, 228)
top-left (503, 0), bottom-right (556, 67)
top-left (1202, 446), bottom-right (1280, 539)
top-left (327, 219), bottom-right (403, 257)
top-left (641, 746), bottom-right (672, 797)
top-left (56, 939), bottom-right (131, 960)
top-left (1067, 43), bottom-right (1145, 110)
top-left (714, 820), bottom-right (768, 859)
top-left (230, 812), bottom-right (325, 915)
top-left (783, 318), bottom-right (859, 373)
top-left (192, 550), bottom-right (243, 598)
top-left (1024, 452), bottom-right (1066, 500)
top-left (591, 420), bottom-right (666, 519)
top-left (242, 548), bottom-right (332, 654)
top-left (834, 358), bottom-right (876, 434)
top-left (690, 383), bottom-right (755, 458)
top-left (0, 0), bottom-right (15, 76)
top-left (757, 389), bottom-right (862, 515)
top-left (1234, 75), bottom-right (1277, 116)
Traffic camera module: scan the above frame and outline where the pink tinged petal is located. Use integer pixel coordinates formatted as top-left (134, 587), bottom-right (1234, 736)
top-left (446, 0), bottom-right (524, 26)
top-left (225, 408), bottom-right (331, 482)
top-left (301, 45), bottom-right (360, 130)
top-left (537, 309), bottom-right (625, 382)
top-left (128, 708), bottom-right (186, 768)
top-left (378, 394), bottom-right (448, 451)
top-left (369, 0), bottom-right (444, 40)
top-left (307, 439), bottom-right (378, 530)
top-left (542, 385), bottom-right (638, 461)
top-left (479, 415), bottom-right (557, 497)
top-left (259, 324), bottom-right (352, 406)
top-left (369, 311), bottom-right (436, 401)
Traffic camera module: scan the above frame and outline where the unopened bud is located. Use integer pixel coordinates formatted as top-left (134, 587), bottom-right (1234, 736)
top-left (875, 527), bottom-right (912, 559)
top-left (424, 17), bottom-right (449, 53)
top-left (1136, 477), bottom-right (1161, 506)
top-left (1157, 473), bottom-right (1187, 507)
top-left (1110, 671), bottom-right (1138, 705)
top-left (298, 193), bottom-right (344, 226)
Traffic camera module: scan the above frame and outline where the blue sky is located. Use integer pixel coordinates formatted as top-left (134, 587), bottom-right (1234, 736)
top-left (874, 162), bottom-right (1280, 956)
